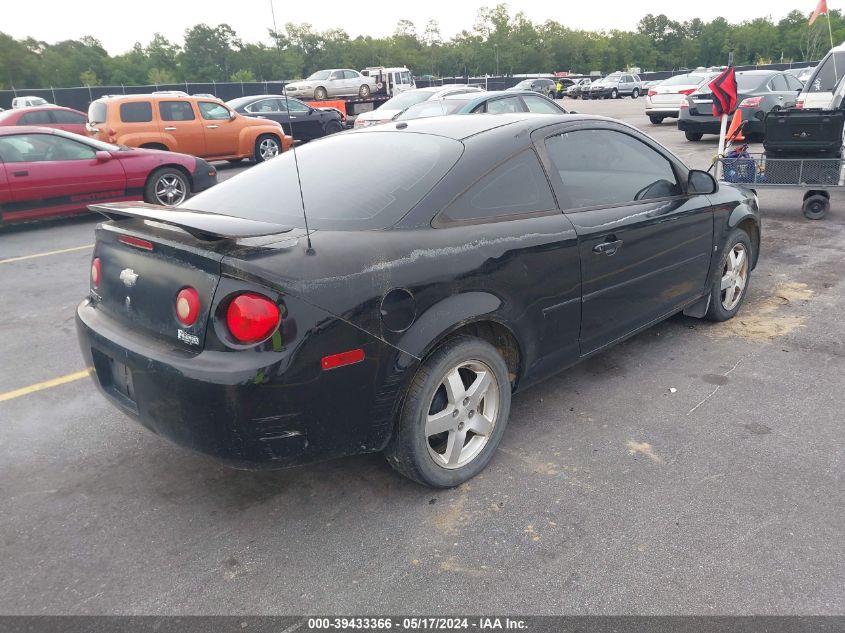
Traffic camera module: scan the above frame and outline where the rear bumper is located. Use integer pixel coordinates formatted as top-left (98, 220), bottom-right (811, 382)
top-left (677, 117), bottom-right (722, 134)
top-left (76, 297), bottom-right (399, 469)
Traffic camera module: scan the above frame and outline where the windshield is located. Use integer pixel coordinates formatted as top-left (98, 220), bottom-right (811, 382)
top-left (379, 90), bottom-right (437, 111)
top-left (395, 98), bottom-right (473, 121)
top-left (306, 70), bottom-right (332, 81)
top-left (181, 132), bottom-right (463, 230)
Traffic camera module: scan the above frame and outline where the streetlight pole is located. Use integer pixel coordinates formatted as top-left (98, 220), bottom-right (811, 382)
top-left (494, 44), bottom-right (500, 77)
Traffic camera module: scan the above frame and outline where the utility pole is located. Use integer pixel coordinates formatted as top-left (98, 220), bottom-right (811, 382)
top-left (494, 44), bottom-right (500, 77)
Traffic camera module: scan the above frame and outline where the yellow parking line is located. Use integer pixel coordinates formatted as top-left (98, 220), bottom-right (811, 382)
top-left (0, 369), bottom-right (92, 403)
top-left (0, 244), bottom-right (94, 265)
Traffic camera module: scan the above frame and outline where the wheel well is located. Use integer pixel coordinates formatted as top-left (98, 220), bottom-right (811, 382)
top-left (736, 217), bottom-right (760, 267)
top-left (146, 164), bottom-right (193, 193)
top-left (442, 321), bottom-right (521, 389)
top-left (140, 143), bottom-right (168, 151)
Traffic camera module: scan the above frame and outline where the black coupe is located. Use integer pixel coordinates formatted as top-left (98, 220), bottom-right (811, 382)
top-left (226, 95), bottom-right (344, 141)
top-left (77, 113), bottom-right (760, 488)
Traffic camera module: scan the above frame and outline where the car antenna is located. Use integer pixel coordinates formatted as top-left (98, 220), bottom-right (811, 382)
top-left (282, 89), bottom-right (314, 254)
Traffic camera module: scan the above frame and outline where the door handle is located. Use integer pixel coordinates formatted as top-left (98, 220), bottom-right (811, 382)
top-left (206, 125), bottom-right (219, 129)
top-left (164, 126), bottom-right (177, 131)
top-left (12, 170), bottom-right (28, 177)
top-left (593, 239), bottom-right (623, 256)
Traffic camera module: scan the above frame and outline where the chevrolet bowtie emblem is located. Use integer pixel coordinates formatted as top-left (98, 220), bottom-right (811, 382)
top-left (120, 268), bottom-right (139, 288)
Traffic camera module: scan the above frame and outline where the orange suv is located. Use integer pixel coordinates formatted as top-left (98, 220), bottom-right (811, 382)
top-left (86, 94), bottom-right (293, 162)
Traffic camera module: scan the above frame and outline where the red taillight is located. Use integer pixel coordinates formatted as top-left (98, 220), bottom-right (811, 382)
top-left (91, 257), bottom-right (101, 289)
top-left (175, 287), bottom-right (200, 327)
top-left (679, 88), bottom-right (696, 95)
top-left (118, 235), bottom-right (153, 250)
top-left (796, 99), bottom-right (805, 110)
top-left (226, 293), bottom-right (280, 343)
top-left (647, 89), bottom-right (657, 97)
top-left (739, 96), bottom-right (763, 109)
top-left (321, 348), bottom-right (365, 371)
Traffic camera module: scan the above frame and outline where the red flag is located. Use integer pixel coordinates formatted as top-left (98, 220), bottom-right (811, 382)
top-left (708, 67), bottom-right (738, 117)
top-left (809, 0), bottom-right (828, 25)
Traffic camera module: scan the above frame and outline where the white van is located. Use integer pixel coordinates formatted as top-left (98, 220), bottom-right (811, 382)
top-left (360, 67), bottom-right (415, 96)
top-left (797, 42), bottom-right (845, 109)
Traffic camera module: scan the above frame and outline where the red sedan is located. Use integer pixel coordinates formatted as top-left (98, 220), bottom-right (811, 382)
top-left (0, 127), bottom-right (217, 224)
top-left (0, 105), bottom-right (89, 135)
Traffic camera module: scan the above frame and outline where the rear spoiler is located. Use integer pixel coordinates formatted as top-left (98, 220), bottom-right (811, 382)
top-left (90, 202), bottom-right (293, 241)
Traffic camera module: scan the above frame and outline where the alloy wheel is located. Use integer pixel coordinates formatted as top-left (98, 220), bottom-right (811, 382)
top-left (425, 360), bottom-right (499, 469)
top-left (259, 138), bottom-right (280, 160)
top-left (720, 243), bottom-right (748, 310)
top-left (154, 174), bottom-right (187, 206)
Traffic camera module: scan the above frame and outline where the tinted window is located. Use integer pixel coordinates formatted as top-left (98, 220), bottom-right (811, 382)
top-left (661, 74), bottom-right (708, 86)
top-left (330, 71), bottom-right (343, 80)
top-left (52, 110), bottom-right (86, 124)
top-left (159, 101), bottom-right (195, 121)
top-left (396, 99), bottom-right (471, 120)
top-left (19, 111), bottom-right (52, 125)
top-left (769, 74), bottom-right (789, 91)
top-left (522, 95), bottom-right (563, 114)
top-left (199, 102), bottom-right (231, 120)
top-left (246, 99), bottom-right (282, 113)
top-left (89, 101), bottom-right (108, 124)
top-left (785, 74), bottom-right (804, 91)
top-left (120, 102), bottom-right (153, 123)
top-left (440, 150), bottom-right (556, 223)
top-left (545, 129), bottom-right (681, 209)
top-left (807, 52), bottom-right (845, 92)
top-left (183, 132), bottom-right (463, 230)
top-left (484, 97), bottom-right (523, 113)
top-left (285, 99), bottom-right (310, 113)
top-left (0, 133), bottom-right (95, 163)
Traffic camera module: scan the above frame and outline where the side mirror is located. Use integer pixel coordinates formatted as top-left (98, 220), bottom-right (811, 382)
top-left (308, 107), bottom-right (315, 115)
top-left (229, 110), bottom-right (237, 120)
top-left (688, 169), bottom-right (718, 195)
top-left (95, 150), bottom-right (112, 162)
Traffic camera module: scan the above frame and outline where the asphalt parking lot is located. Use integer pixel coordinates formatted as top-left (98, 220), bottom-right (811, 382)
top-left (1, 98), bottom-right (843, 615)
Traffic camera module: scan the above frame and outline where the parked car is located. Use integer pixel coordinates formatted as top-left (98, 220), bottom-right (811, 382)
top-left (678, 70), bottom-right (804, 141)
top-left (0, 126), bottom-right (217, 224)
top-left (0, 105), bottom-right (88, 135)
top-left (76, 112), bottom-right (759, 487)
top-left (354, 85), bottom-right (484, 128)
top-left (785, 66), bottom-right (814, 85)
top-left (11, 96), bottom-right (50, 109)
top-left (85, 94), bottom-right (293, 162)
top-left (585, 73), bottom-right (643, 99)
top-left (395, 90), bottom-right (568, 122)
top-left (797, 43), bottom-right (845, 109)
top-left (645, 72), bottom-right (717, 124)
top-left (284, 69), bottom-right (378, 100)
top-left (506, 78), bottom-right (557, 97)
top-left (226, 95), bottom-right (344, 141)
top-left (566, 78), bottom-right (592, 99)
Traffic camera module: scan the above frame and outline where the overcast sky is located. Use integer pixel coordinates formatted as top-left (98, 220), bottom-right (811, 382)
top-left (3, 0), bottom-right (817, 54)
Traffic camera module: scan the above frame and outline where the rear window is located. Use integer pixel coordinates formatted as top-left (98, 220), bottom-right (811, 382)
top-left (52, 110), bottom-right (86, 124)
top-left (120, 102), bottom-right (153, 123)
top-left (806, 51), bottom-right (845, 92)
top-left (661, 74), bottom-right (707, 86)
top-left (19, 111), bottom-right (52, 125)
top-left (88, 101), bottom-right (107, 124)
top-left (182, 132), bottom-right (463, 230)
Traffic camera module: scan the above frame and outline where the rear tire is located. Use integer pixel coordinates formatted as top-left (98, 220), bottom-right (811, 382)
top-left (144, 167), bottom-right (189, 207)
top-left (649, 115), bottom-right (664, 124)
top-left (685, 131), bottom-right (704, 142)
top-left (384, 336), bottom-right (512, 488)
top-left (704, 228), bottom-right (753, 322)
top-left (802, 193), bottom-right (830, 220)
top-left (632, 88), bottom-right (640, 99)
top-left (254, 134), bottom-right (281, 163)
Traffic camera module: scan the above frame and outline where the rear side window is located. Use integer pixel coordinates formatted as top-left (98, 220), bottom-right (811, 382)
top-left (159, 101), bottom-right (195, 121)
top-left (88, 101), bottom-right (107, 124)
top-left (484, 97), bottom-right (523, 114)
top-left (183, 132), bottom-right (463, 230)
top-left (438, 150), bottom-right (556, 224)
top-left (545, 128), bottom-right (681, 209)
top-left (19, 111), bottom-right (52, 125)
top-left (52, 110), bottom-right (86, 124)
top-left (522, 95), bottom-right (563, 114)
top-left (769, 75), bottom-right (789, 91)
top-left (120, 102), bottom-right (153, 123)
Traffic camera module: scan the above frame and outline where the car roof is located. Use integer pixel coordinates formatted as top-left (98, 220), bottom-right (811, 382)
top-left (6, 104), bottom-right (83, 113)
top-left (736, 70), bottom-right (779, 76)
top-left (0, 125), bottom-right (69, 137)
top-left (360, 112), bottom-right (602, 141)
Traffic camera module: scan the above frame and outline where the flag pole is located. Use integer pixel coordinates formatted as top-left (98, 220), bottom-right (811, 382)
top-left (827, 10), bottom-right (835, 49)
top-left (715, 51), bottom-right (734, 181)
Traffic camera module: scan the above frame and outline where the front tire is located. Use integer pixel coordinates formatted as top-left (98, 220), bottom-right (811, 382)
top-left (359, 84), bottom-right (371, 98)
top-left (685, 131), bottom-right (704, 142)
top-left (803, 193), bottom-right (830, 220)
top-left (384, 336), bottom-right (512, 488)
top-left (314, 87), bottom-right (328, 100)
top-left (705, 229), bottom-right (753, 321)
top-left (324, 120), bottom-right (343, 135)
top-left (144, 167), bottom-right (189, 207)
top-left (610, 88), bottom-right (619, 99)
top-left (254, 134), bottom-right (281, 163)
